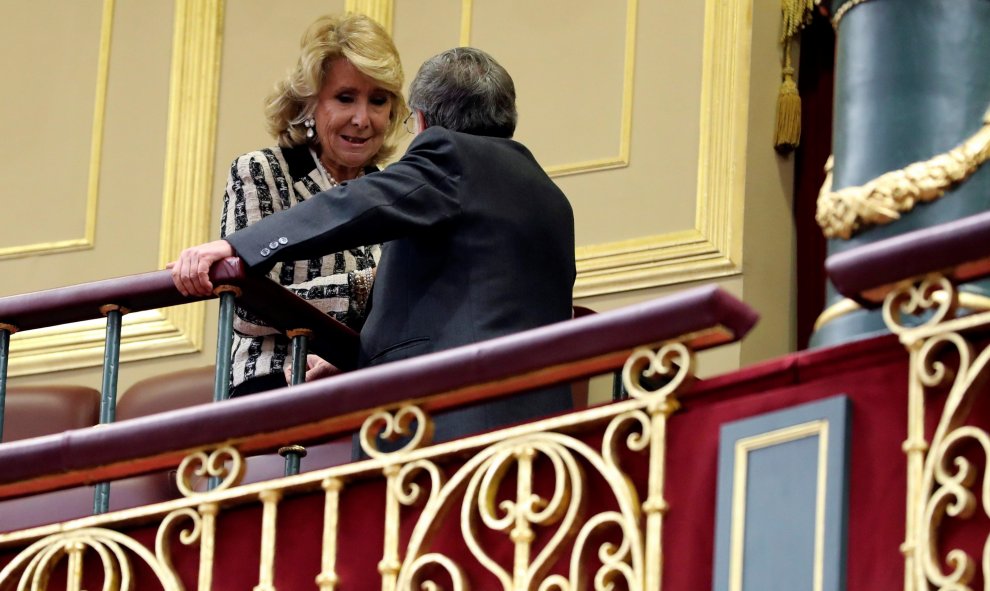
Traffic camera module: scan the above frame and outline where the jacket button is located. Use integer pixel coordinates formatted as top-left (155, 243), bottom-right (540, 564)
top-left (261, 248), bottom-right (271, 256)
top-left (278, 237), bottom-right (288, 244)
top-left (269, 241), bottom-right (279, 249)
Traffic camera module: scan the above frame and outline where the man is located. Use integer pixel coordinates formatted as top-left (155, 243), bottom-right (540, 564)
top-left (171, 47), bottom-right (576, 441)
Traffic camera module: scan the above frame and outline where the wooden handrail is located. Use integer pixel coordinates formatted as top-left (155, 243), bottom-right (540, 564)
top-left (0, 257), bottom-right (359, 370)
top-left (826, 210), bottom-right (990, 306)
top-left (0, 282), bottom-right (758, 500)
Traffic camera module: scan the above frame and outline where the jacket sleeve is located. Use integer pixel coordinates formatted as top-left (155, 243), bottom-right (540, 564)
top-left (220, 151), bottom-right (380, 333)
top-left (226, 128), bottom-right (463, 274)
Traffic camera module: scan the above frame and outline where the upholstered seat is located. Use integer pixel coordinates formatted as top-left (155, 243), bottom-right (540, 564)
top-left (118, 366), bottom-right (352, 490)
top-left (0, 385), bottom-right (101, 532)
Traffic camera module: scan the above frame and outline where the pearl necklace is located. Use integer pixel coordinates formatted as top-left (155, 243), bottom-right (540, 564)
top-left (310, 148), bottom-right (340, 188)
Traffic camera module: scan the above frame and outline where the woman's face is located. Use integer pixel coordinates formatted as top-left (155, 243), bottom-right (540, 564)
top-left (314, 58), bottom-right (393, 181)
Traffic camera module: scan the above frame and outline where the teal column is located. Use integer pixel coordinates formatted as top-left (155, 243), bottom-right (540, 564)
top-left (812, 0), bottom-right (990, 346)
top-left (282, 329), bottom-right (312, 476)
top-left (213, 288), bottom-right (238, 403)
top-left (0, 325), bottom-right (13, 443)
top-left (209, 287), bottom-right (239, 491)
top-left (94, 305), bottom-right (124, 515)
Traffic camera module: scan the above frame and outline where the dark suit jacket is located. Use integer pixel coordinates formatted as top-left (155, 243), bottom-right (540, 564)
top-left (226, 127), bottom-right (576, 441)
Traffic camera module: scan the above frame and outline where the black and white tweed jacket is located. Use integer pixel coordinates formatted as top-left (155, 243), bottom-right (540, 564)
top-left (219, 144), bottom-right (379, 388)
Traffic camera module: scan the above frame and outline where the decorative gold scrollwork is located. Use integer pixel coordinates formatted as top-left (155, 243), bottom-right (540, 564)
top-left (175, 445), bottom-right (245, 496)
top-left (396, 432), bottom-right (645, 591)
top-left (908, 330), bottom-right (990, 591)
top-left (622, 341), bottom-right (693, 409)
top-left (395, 459), bottom-right (444, 508)
top-left (882, 275), bottom-right (958, 335)
top-left (155, 507), bottom-right (202, 569)
top-left (816, 105), bottom-right (990, 239)
top-left (360, 405), bottom-right (434, 458)
top-left (0, 528), bottom-right (184, 590)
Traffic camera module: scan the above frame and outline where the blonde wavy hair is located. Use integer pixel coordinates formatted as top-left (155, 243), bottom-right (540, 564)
top-left (265, 14), bottom-right (408, 163)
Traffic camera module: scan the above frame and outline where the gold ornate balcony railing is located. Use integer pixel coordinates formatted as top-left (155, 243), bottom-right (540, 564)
top-left (0, 262), bottom-right (757, 590)
top-left (827, 210), bottom-right (990, 591)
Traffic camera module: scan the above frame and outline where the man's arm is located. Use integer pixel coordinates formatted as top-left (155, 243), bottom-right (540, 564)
top-left (227, 128), bottom-right (463, 270)
top-left (169, 127), bottom-right (462, 296)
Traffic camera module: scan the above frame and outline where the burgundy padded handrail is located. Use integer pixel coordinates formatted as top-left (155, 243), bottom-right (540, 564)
top-left (0, 284), bottom-right (756, 499)
top-left (826, 210), bottom-right (990, 307)
top-left (0, 258), bottom-right (359, 370)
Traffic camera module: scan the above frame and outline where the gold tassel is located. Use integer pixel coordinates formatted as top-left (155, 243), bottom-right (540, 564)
top-left (775, 0), bottom-right (815, 153)
top-left (774, 45), bottom-right (802, 153)
top-left (781, 0), bottom-right (815, 42)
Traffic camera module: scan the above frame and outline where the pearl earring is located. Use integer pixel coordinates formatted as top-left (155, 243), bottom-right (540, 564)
top-left (304, 117), bottom-right (315, 139)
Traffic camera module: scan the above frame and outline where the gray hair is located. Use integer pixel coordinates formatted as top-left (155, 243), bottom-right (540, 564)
top-left (408, 47), bottom-right (517, 138)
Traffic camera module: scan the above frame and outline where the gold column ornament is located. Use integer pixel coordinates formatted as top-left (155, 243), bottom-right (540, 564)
top-left (255, 489), bottom-right (283, 591)
top-left (316, 478), bottom-right (345, 591)
top-left (817, 105), bottom-right (990, 239)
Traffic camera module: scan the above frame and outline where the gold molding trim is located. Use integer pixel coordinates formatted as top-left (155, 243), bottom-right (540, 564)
top-left (458, 0), bottom-right (473, 46)
top-left (345, 0), bottom-right (394, 34)
top-left (0, 0), bottom-right (113, 260)
top-left (817, 106), bottom-right (990, 240)
top-left (574, 0), bottom-right (748, 297)
top-left (457, 0), bottom-right (636, 179)
top-left (730, 421), bottom-right (829, 591)
top-left (8, 0), bottom-right (224, 377)
top-left (544, 0), bottom-right (636, 179)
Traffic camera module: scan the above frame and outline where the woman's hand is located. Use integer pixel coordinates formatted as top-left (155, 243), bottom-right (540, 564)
top-left (284, 354), bottom-right (341, 385)
top-left (167, 240), bottom-right (234, 297)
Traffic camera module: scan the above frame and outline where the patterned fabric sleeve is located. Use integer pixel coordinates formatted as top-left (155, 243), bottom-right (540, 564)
top-left (220, 149), bottom-right (380, 386)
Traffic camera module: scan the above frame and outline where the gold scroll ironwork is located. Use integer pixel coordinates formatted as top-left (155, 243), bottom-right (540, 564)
top-left (0, 340), bottom-right (698, 590)
top-left (883, 274), bottom-right (990, 591)
top-left (389, 340), bottom-right (693, 591)
top-left (0, 446), bottom-right (247, 590)
top-left (816, 106), bottom-right (990, 240)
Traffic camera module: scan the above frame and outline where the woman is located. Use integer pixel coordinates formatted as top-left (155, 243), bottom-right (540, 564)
top-left (221, 14), bottom-right (408, 397)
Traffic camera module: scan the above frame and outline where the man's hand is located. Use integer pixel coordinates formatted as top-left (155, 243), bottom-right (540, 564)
top-left (168, 239), bottom-right (234, 297)
top-left (284, 354), bottom-right (341, 385)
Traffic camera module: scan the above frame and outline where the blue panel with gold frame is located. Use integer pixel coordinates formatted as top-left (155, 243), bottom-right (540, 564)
top-left (712, 395), bottom-right (850, 591)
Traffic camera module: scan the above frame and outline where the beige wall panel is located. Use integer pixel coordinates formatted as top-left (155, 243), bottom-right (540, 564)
top-left (218, 0), bottom-right (344, 154)
top-left (738, 0), bottom-right (798, 364)
top-left (0, 1), bottom-right (102, 249)
top-left (98, 0), bottom-right (172, 273)
top-left (0, 0), bottom-right (172, 295)
top-left (213, 0), bottom-right (347, 169)
top-left (392, 1), bottom-right (716, 271)
top-left (470, 1), bottom-right (625, 169)
top-left (393, 0), bottom-right (462, 77)
top-left (10, 1), bottom-right (797, 400)
top-left (6, 0), bottom-right (204, 392)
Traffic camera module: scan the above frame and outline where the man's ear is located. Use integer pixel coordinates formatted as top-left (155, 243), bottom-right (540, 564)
top-left (416, 110), bottom-right (428, 132)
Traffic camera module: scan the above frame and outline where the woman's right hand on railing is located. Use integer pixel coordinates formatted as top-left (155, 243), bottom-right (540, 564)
top-left (168, 239), bottom-right (235, 297)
